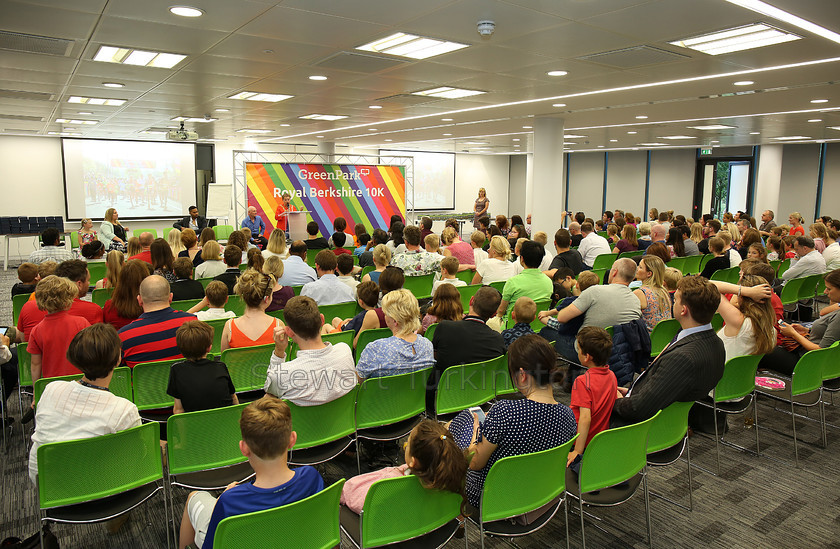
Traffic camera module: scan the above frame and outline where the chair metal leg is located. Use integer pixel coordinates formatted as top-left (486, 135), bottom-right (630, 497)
top-left (643, 469), bottom-right (652, 549)
top-left (685, 435), bottom-right (693, 511)
top-left (355, 438), bottom-right (361, 475)
top-left (579, 496), bottom-right (587, 549)
top-left (753, 394), bottom-right (761, 456)
top-left (820, 400), bottom-right (826, 449)
top-left (791, 400), bottom-right (799, 467)
top-left (713, 401), bottom-right (721, 475)
top-left (479, 521), bottom-right (485, 549)
top-left (564, 494), bottom-right (570, 549)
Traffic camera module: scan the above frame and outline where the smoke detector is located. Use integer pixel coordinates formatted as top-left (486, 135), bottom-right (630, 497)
top-left (477, 20), bottom-right (495, 36)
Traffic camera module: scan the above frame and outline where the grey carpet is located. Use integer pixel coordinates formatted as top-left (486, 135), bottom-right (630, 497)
top-left (1, 265), bottom-right (838, 548)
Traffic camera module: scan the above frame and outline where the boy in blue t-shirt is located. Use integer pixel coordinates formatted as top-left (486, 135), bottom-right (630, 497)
top-left (354, 233), bottom-right (371, 257)
top-left (179, 396), bottom-right (324, 549)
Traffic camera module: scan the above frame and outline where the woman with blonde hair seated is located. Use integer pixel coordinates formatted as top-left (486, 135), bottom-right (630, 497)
top-left (195, 240), bottom-right (225, 278)
top-left (220, 269), bottom-right (283, 351)
top-left (95, 249), bottom-right (124, 290)
top-left (361, 244), bottom-right (392, 284)
top-left (356, 288), bottom-right (434, 379)
top-left (633, 255), bottom-right (672, 332)
top-left (167, 228), bottom-right (185, 256)
top-left (262, 229), bottom-right (290, 260)
top-left (263, 255), bottom-right (294, 312)
top-left (440, 226), bottom-right (475, 268)
top-left (471, 236), bottom-right (516, 285)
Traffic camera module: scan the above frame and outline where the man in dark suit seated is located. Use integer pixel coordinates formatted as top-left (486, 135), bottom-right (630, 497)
top-left (612, 275), bottom-right (726, 426)
top-left (173, 206), bottom-right (208, 233)
top-left (427, 286), bottom-right (506, 412)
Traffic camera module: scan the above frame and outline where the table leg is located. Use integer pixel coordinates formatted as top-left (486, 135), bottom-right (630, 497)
top-left (4, 235), bottom-right (8, 271)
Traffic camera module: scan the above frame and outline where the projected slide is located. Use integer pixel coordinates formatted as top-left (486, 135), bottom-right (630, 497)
top-left (62, 139), bottom-right (197, 220)
top-left (379, 150), bottom-right (455, 210)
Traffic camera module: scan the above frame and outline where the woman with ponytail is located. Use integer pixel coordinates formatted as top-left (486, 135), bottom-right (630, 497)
top-left (446, 334), bottom-right (577, 508)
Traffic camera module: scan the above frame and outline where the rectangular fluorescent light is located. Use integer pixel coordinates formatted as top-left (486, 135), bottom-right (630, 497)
top-left (299, 114), bottom-right (348, 121)
top-left (563, 134), bottom-right (588, 139)
top-left (829, 126), bottom-right (840, 131)
top-left (670, 24), bottom-right (800, 55)
top-left (724, 0), bottom-right (840, 45)
top-left (171, 116), bottom-right (217, 123)
top-left (92, 45), bottom-right (186, 69)
top-left (48, 131), bottom-right (81, 136)
top-left (412, 86), bottom-right (486, 99)
top-left (659, 135), bottom-right (696, 140)
top-left (235, 129), bottom-right (273, 133)
top-left (638, 142), bottom-right (667, 146)
top-left (139, 130), bottom-right (167, 136)
top-left (688, 124), bottom-right (736, 130)
top-left (67, 96), bottom-right (126, 106)
top-left (357, 32), bottom-right (468, 60)
top-left (56, 118), bottom-right (97, 125)
top-left (228, 91), bottom-right (293, 102)
top-left (771, 135), bottom-right (811, 140)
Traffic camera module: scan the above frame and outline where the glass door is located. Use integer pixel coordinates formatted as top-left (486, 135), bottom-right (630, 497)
top-left (694, 157), bottom-right (754, 218)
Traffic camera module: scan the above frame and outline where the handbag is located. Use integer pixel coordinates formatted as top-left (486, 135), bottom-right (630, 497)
top-left (1, 525), bottom-right (59, 549)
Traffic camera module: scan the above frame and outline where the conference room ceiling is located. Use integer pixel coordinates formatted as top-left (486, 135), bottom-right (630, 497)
top-left (1, 0), bottom-right (839, 154)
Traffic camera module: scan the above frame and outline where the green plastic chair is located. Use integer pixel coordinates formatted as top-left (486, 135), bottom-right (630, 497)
top-left (341, 474), bottom-right (462, 549)
top-left (618, 251), bottom-right (642, 260)
top-left (213, 224), bottom-right (234, 241)
top-left (70, 231), bottom-right (80, 249)
top-left (424, 322), bottom-right (439, 341)
top-left (225, 295), bottom-right (246, 316)
top-left (163, 227), bottom-right (173, 239)
top-left (591, 253), bottom-right (618, 271)
top-left (647, 401), bottom-right (694, 511)
top-left (318, 301), bottom-right (361, 325)
top-left (287, 330), bottom-right (354, 362)
top-left (472, 436), bottom-right (578, 549)
top-left (353, 368), bottom-right (431, 473)
top-left (488, 280), bottom-right (505, 293)
top-left (360, 265), bottom-right (375, 279)
top-left (796, 274), bottom-right (822, 309)
top-left (171, 298), bottom-right (202, 312)
top-left (696, 354), bottom-right (762, 474)
top-left (87, 261), bottom-right (108, 286)
top-left (201, 317), bottom-right (230, 355)
top-left (567, 412), bottom-right (659, 549)
top-left (769, 259), bottom-right (781, 274)
top-left (133, 228), bottom-right (158, 238)
top-left (698, 253), bottom-right (713, 272)
top-left (435, 359), bottom-right (499, 417)
top-left (456, 284), bottom-right (482, 313)
top-left (214, 480), bottom-right (345, 549)
top-left (403, 273), bottom-right (435, 298)
top-left (711, 312), bottom-right (724, 332)
top-left (37, 423), bottom-right (165, 531)
top-left (91, 287), bottom-right (113, 307)
top-left (267, 309), bottom-right (285, 322)
top-left (682, 254), bottom-right (702, 275)
top-left (505, 299), bottom-right (550, 330)
top-left (306, 248), bottom-right (320, 266)
top-left (596, 230), bottom-right (608, 239)
top-left (777, 258), bottom-right (791, 278)
top-left (17, 342), bottom-right (33, 439)
top-left (779, 276), bottom-right (808, 314)
top-left (355, 328), bottom-right (392, 360)
top-left (456, 269), bottom-right (476, 284)
top-left (133, 359), bottom-right (178, 411)
top-left (33, 367), bottom-right (132, 407)
top-left (649, 318), bottom-right (680, 358)
top-left (668, 256), bottom-right (687, 274)
top-left (710, 266), bottom-right (740, 284)
top-left (287, 388), bottom-right (358, 465)
top-left (820, 342), bottom-right (840, 396)
top-left (756, 346), bottom-right (829, 467)
top-left (493, 355), bottom-right (516, 396)
top-left (220, 344), bottom-right (272, 393)
top-left (292, 284), bottom-right (304, 296)
top-left (591, 268), bottom-right (608, 285)
top-left (197, 277), bottom-right (215, 289)
top-left (12, 292), bottom-right (31, 325)
top-left (238, 263), bottom-right (248, 272)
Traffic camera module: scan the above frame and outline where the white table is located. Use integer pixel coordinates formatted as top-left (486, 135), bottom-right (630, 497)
top-left (3, 232), bottom-right (72, 270)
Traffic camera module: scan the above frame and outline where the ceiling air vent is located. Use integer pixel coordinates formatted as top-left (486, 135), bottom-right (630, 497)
top-left (0, 114), bottom-right (45, 122)
top-left (0, 89), bottom-right (55, 101)
top-left (577, 46), bottom-right (689, 68)
top-left (313, 52), bottom-right (407, 73)
top-left (0, 31), bottom-right (74, 56)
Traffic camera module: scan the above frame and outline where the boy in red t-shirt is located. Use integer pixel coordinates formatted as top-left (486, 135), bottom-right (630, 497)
top-left (568, 326), bottom-right (617, 473)
top-left (29, 275), bottom-right (90, 381)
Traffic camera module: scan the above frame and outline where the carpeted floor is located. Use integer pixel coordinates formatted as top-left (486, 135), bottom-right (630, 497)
top-left (1, 265), bottom-right (838, 548)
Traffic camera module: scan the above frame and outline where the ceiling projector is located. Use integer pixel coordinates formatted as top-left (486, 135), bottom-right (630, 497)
top-left (167, 122), bottom-right (198, 141)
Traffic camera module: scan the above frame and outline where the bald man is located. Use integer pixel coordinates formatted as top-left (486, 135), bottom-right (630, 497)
top-left (129, 231), bottom-right (154, 264)
top-left (242, 206), bottom-right (268, 249)
top-left (117, 275), bottom-right (195, 368)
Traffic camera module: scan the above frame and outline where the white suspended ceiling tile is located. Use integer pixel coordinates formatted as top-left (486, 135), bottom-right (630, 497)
top-left (73, 60), bottom-right (171, 82)
top-left (181, 55), bottom-right (288, 79)
top-left (0, 80), bottom-right (62, 95)
top-left (13, 0), bottom-right (107, 14)
top-left (102, 0), bottom-right (272, 33)
top-left (238, 5), bottom-right (390, 48)
top-left (0, 50), bottom-right (79, 73)
top-left (705, 39), bottom-right (840, 71)
top-left (500, 0), bottom-right (650, 21)
top-left (446, 71), bottom-right (552, 92)
top-left (1, 67), bottom-right (71, 86)
top-left (0, 1), bottom-right (101, 40)
top-left (496, 22), bottom-right (639, 59)
top-left (280, 0), bottom-right (454, 27)
top-left (376, 61), bottom-right (487, 84)
top-left (165, 72), bottom-right (260, 90)
top-left (206, 35), bottom-right (333, 66)
top-left (424, 44), bottom-right (555, 73)
top-left (91, 16), bottom-right (229, 55)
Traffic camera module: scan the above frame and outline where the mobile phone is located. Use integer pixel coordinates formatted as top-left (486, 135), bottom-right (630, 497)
top-left (777, 319), bottom-right (785, 326)
top-left (0, 326), bottom-right (8, 337)
top-left (468, 406), bottom-right (486, 424)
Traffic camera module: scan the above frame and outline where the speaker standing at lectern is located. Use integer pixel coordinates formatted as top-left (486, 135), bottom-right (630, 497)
top-left (274, 191), bottom-right (297, 233)
top-left (242, 206), bottom-right (268, 249)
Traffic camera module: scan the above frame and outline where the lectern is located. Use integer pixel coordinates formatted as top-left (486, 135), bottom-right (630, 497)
top-left (279, 210), bottom-right (309, 241)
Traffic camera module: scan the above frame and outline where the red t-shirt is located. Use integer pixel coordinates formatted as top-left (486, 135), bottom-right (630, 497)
top-left (332, 248), bottom-right (352, 256)
top-left (103, 299), bottom-right (138, 331)
top-left (28, 310), bottom-right (90, 378)
top-left (571, 367), bottom-right (618, 447)
top-left (789, 226), bottom-right (805, 237)
top-left (129, 250), bottom-right (152, 264)
top-left (18, 299), bottom-right (102, 341)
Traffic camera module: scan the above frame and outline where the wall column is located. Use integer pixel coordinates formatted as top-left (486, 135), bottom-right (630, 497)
top-left (754, 144), bottom-right (783, 220)
top-left (530, 118), bottom-right (565, 236)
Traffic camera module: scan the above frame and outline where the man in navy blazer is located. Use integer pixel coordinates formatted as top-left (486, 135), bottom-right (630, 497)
top-left (173, 206), bottom-right (208, 232)
top-left (612, 275), bottom-right (726, 425)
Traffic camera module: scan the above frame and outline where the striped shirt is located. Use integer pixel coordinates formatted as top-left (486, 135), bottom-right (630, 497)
top-left (118, 307), bottom-right (195, 368)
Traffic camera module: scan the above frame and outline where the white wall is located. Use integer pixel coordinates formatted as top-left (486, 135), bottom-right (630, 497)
top-left (508, 154), bottom-right (528, 217)
top-left (754, 144), bottom-right (783, 218)
top-left (454, 153), bottom-right (510, 220)
top-left (567, 152), bottom-right (605, 219)
top-left (648, 149), bottom-right (695, 219)
top-left (819, 143), bottom-right (840, 219)
top-left (778, 144), bottom-right (821, 225)
top-left (605, 150), bottom-right (647, 217)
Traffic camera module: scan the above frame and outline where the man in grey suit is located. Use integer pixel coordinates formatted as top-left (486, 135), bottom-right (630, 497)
top-left (612, 275), bottom-right (726, 425)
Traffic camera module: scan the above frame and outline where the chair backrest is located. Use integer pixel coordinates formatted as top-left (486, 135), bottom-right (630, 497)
top-left (591, 253), bottom-right (618, 271)
top-left (287, 388), bottom-right (358, 451)
top-left (769, 259), bottom-right (781, 274)
top-left (91, 287), bottom-right (114, 307)
top-left (492, 355), bottom-right (516, 396)
top-left (649, 318), bottom-right (681, 357)
top-left (698, 253), bottom-right (714, 272)
top-left (163, 227), bottom-right (173, 239)
top-left (668, 256), bottom-right (687, 274)
top-left (201, 318), bottom-right (231, 355)
top-left (711, 312), bottom-right (724, 332)
top-left (682, 254), bottom-right (702, 275)
top-left (87, 261), bottom-right (108, 286)
top-left (356, 368), bottom-right (430, 430)
top-left (455, 269), bottom-right (475, 284)
top-left (403, 273), bottom-right (435, 298)
top-left (821, 342), bottom-right (840, 381)
top-left (481, 436), bottom-right (578, 523)
top-left (70, 231), bottom-right (80, 248)
top-left (213, 480), bottom-right (345, 549)
top-left (171, 298), bottom-right (202, 312)
top-left (618, 251), bottom-right (642, 259)
top-left (12, 292), bottom-right (31, 325)
top-left (33, 366), bottom-right (132, 407)
top-left (317, 301), bottom-right (360, 325)
top-left (711, 266), bottom-right (739, 284)
top-left (355, 327), bottom-right (392, 360)
top-left (17, 342), bottom-right (32, 388)
top-left (779, 276), bottom-right (807, 306)
top-left (361, 265), bottom-right (375, 278)
top-left (133, 228), bottom-right (158, 238)
top-left (361, 475), bottom-right (462, 547)
top-left (592, 268), bottom-right (608, 285)
top-left (488, 280), bottom-right (505, 292)
top-left (424, 322), bottom-right (439, 341)
top-left (287, 330), bottom-right (354, 362)
top-left (456, 284), bottom-right (482, 313)
top-left (34, 373), bottom-right (83, 407)
top-left (133, 359), bottom-right (178, 410)
top-left (220, 344), bottom-right (273, 392)
top-left (197, 277), bottom-right (215, 289)
top-left (292, 284), bottom-right (304, 296)
top-left (213, 225), bottom-right (234, 241)
top-left (796, 274), bottom-right (822, 301)
top-left (578, 412), bottom-right (659, 494)
top-left (505, 300), bottom-right (550, 330)
top-left (306, 248), bottom-right (320, 266)
top-left (38, 423), bottom-right (162, 509)
top-left (225, 295), bottom-right (246, 316)
top-left (792, 346), bottom-right (831, 397)
top-left (646, 401), bottom-right (693, 454)
top-left (777, 258), bottom-right (791, 278)
top-left (715, 354), bottom-right (762, 402)
top-left (435, 359), bottom-right (499, 415)
top-left (167, 403), bottom-right (249, 476)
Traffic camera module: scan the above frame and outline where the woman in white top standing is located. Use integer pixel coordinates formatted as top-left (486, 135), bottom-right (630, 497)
top-left (714, 274), bottom-right (776, 362)
top-left (471, 236), bottom-right (517, 285)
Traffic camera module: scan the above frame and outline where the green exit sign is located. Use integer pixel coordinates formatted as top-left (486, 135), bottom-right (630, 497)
top-left (700, 148), bottom-right (713, 155)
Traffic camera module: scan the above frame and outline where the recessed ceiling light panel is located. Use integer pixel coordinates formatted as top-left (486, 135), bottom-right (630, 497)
top-left (169, 6), bottom-right (204, 17)
top-left (93, 45), bottom-right (186, 69)
top-left (771, 135), bottom-right (811, 140)
top-left (68, 96), bottom-right (126, 106)
top-left (412, 87), bottom-right (485, 99)
top-left (669, 23), bottom-right (800, 55)
top-left (228, 91), bottom-right (293, 102)
top-left (547, 70), bottom-right (568, 76)
top-left (299, 114), bottom-right (348, 121)
top-left (688, 124), bottom-right (736, 130)
top-left (357, 32), bottom-right (468, 60)
top-left (102, 82), bottom-right (124, 88)
top-left (659, 135), bottom-right (696, 140)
